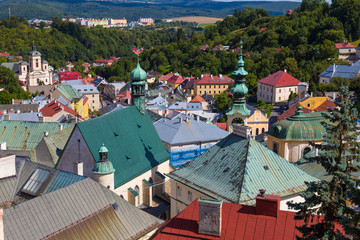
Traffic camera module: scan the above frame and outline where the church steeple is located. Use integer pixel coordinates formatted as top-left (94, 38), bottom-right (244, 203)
top-left (130, 55), bottom-right (147, 114)
top-left (226, 40), bottom-right (251, 132)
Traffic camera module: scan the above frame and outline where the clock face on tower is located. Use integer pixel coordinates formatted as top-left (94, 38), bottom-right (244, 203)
top-left (232, 117), bottom-right (244, 125)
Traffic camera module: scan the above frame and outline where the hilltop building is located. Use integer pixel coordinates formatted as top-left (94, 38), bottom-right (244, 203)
top-left (1, 45), bottom-right (52, 86)
top-left (257, 70), bottom-right (301, 104)
top-left (319, 61), bottom-right (360, 84)
top-left (167, 42), bottom-right (317, 217)
top-left (56, 58), bottom-right (171, 208)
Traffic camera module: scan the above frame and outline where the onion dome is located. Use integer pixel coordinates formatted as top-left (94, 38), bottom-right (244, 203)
top-left (130, 57), bottom-right (147, 82)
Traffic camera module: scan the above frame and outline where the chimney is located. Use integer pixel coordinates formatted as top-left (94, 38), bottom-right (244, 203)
top-left (198, 198), bottom-right (222, 236)
top-left (73, 161), bottom-right (83, 176)
top-left (59, 124), bottom-right (63, 131)
top-left (196, 115), bottom-right (200, 121)
top-left (0, 142), bottom-right (6, 151)
top-left (232, 124), bottom-right (252, 138)
top-left (0, 208), bottom-right (3, 240)
top-left (44, 131), bottom-right (49, 137)
top-left (185, 117), bottom-right (189, 122)
top-left (0, 155), bottom-right (16, 180)
top-left (179, 117), bottom-right (183, 123)
top-left (284, 69), bottom-right (287, 73)
top-left (3, 115), bottom-right (10, 121)
top-left (255, 189), bottom-right (280, 218)
top-left (315, 147), bottom-right (319, 156)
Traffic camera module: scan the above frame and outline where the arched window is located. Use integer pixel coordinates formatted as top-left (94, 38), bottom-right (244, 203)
top-left (256, 128), bottom-right (259, 136)
top-left (273, 142), bottom-right (279, 154)
top-left (303, 147), bottom-right (311, 157)
top-left (120, 195), bottom-right (124, 199)
top-left (135, 185), bottom-right (140, 205)
top-left (262, 128), bottom-right (265, 133)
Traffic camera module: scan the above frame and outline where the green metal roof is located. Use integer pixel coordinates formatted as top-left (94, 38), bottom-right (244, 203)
top-left (168, 134), bottom-right (318, 204)
top-left (0, 121), bottom-right (73, 152)
top-left (294, 149), bottom-right (332, 182)
top-left (57, 85), bottom-right (81, 102)
top-left (267, 107), bottom-right (327, 141)
top-left (98, 143), bottom-right (108, 153)
top-left (77, 106), bottom-right (170, 188)
top-left (93, 161), bottom-right (115, 174)
top-left (29, 126), bottom-right (75, 167)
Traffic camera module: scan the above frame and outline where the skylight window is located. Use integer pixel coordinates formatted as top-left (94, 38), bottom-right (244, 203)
top-left (21, 168), bottom-right (51, 196)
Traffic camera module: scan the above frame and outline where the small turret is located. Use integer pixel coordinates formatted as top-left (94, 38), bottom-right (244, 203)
top-left (130, 55), bottom-right (147, 114)
top-left (93, 144), bottom-right (115, 190)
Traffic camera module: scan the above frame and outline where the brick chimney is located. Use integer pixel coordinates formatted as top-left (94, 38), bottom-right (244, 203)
top-left (255, 189), bottom-right (280, 218)
top-left (198, 198), bottom-right (222, 236)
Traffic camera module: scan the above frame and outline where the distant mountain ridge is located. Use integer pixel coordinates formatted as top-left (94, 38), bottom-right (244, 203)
top-left (0, 0), bottom-right (300, 20)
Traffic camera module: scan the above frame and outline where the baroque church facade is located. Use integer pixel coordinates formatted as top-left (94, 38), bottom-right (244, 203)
top-left (2, 45), bottom-right (52, 86)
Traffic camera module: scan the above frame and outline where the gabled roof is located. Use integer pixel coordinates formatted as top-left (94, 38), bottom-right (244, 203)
top-left (29, 126), bottom-right (75, 167)
top-left (56, 85), bottom-right (81, 102)
top-left (258, 70), bottom-right (301, 87)
top-left (151, 199), bottom-right (340, 240)
top-left (0, 159), bottom-right (84, 206)
top-left (190, 95), bottom-right (205, 103)
top-left (40, 100), bottom-right (80, 119)
top-left (168, 134), bottom-right (318, 204)
top-left (0, 121), bottom-right (73, 152)
top-left (159, 73), bottom-right (174, 82)
top-left (154, 114), bottom-right (228, 146)
top-left (4, 178), bottom-right (162, 240)
top-left (167, 74), bottom-right (184, 84)
top-left (76, 106), bottom-right (170, 188)
top-left (319, 62), bottom-right (360, 79)
top-left (335, 42), bottom-right (355, 49)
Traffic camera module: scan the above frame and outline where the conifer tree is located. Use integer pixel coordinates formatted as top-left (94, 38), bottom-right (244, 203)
top-left (289, 86), bottom-right (360, 239)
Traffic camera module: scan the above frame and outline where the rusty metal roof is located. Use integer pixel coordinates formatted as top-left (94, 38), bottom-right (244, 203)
top-left (168, 134), bottom-right (318, 204)
top-left (4, 178), bottom-right (162, 240)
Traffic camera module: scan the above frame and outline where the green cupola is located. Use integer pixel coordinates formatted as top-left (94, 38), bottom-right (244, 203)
top-left (93, 144), bottom-right (115, 175)
top-left (130, 56), bottom-right (147, 114)
top-left (226, 40), bottom-right (251, 132)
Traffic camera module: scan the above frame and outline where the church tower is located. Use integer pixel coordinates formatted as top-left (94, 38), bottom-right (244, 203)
top-left (226, 40), bottom-right (251, 133)
top-left (28, 44), bottom-right (42, 72)
top-left (130, 56), bottom-right (147, 114)
top-left (93, 144), bottom-right (115, 190)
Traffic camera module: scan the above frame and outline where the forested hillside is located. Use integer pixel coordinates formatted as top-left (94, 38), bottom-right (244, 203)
top-left (0, 0), bottom-right (359, 93)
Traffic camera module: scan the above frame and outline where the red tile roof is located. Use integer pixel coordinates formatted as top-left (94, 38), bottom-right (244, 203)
top-left (200, 45), bottom-right (209, 51)
top-left (196, 73), bottom-right (234, 85)
top-left (40, 100), bottom-right (81, 119)
top-left (335, 42), bottom-right (355, 49)
top-left (258, 70), bottom-right (301, 87)
top-left (116, 90), bottom-right (131, 101)
top-left (259, 27), bottom-right (267, 32)
top-left (190, 95), bottom-right (205, 103)
top-left (159, 73), bottom-right (175, 82)
top-left (59, 71), bottom-right (82, 81)
top-left (167, 74), bottom-right (184, 84)
top-left (214, 122), bottom-right (227, 130)
top-left (151, 199), bottom-right (342, 240)
top-left (277, 100), bottom-right (336, 121)
top-left (0, 53), bottom-right (10, 57)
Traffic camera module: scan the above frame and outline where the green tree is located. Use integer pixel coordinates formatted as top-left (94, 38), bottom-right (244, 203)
top-left (215, 92), bottom-right (232, 115)
top-left (288, 87), bottom-right (360, 239)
